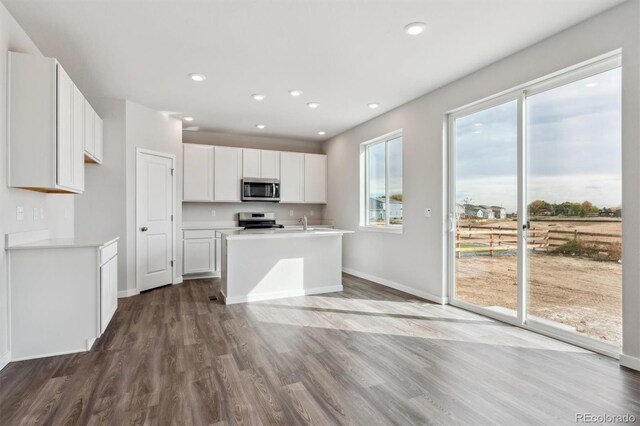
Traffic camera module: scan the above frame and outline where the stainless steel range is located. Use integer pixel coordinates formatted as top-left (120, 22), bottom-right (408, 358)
top-left (238, 212), bottom-right (284, 229)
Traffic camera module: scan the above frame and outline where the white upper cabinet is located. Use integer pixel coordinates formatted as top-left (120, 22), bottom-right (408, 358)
top-left (8, 52), bottom-right (101, 193)
top-left (242, 148), bottom-right (261, 178)
top-left (84, 100), bottom-right (103, 164)
top-left (183, 143), bottom-right (214, 201)
top-left (181, 144), bottom-right (325, 204)
top-left (280, 151), bottom-right (305, 203)
top-left (214, 146), bottom-right (243, 202)
top-left (260, 150), bottom-right (280, 179)
top-left (304, 154), bottom-right (327, 204)
top-left (242, 149), bottom-right (280, 179)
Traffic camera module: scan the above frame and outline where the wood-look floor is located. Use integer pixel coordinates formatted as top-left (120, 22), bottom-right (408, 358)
top-left (1, 274), bottom-right (639, 425)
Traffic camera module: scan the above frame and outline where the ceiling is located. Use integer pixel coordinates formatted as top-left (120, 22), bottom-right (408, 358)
top-left (3, 0), bottom-right (624, 141)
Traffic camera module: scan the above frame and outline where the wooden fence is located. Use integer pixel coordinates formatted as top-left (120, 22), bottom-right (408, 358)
top-left (455, 225), bottom-right (621, 257)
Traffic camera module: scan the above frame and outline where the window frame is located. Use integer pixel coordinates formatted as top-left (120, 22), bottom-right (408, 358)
top-left (359, 129), bottom-right (403, 233)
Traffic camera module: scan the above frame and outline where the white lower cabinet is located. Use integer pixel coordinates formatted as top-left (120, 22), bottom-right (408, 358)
top-left (100, 249), bottom-right (118, 334)
top-left (183, 229), bottom-right (217, 276)
top-left (6, 232), bottom-right (119, 361)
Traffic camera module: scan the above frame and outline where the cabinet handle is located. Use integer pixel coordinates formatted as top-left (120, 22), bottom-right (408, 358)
top-left (140, 227), bottom-right (148, 232)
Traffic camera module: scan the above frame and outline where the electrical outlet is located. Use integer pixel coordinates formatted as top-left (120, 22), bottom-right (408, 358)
top-left (211, 209), bottom-right (216, 217)
top-left (424, 208), bottom-right (432, 218)
top-left (310, 210), bottom-right (315, 217)
top-left (40, 208), bottom-right (44, 220)
top-left (289, 210), bottom-right (294, 217)
top-left (16, 206), bottom-right (24, 221)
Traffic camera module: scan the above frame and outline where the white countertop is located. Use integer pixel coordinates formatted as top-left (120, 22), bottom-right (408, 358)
top-left (182, 221), bottom-right (334, 230)
top-left (220, 228), bottom-right (353, 240)
top-left (6, 236), bottom-right (120, 250)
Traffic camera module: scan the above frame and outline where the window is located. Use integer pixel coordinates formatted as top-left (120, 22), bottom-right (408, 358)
top-left (360, 130), bottom-right (403, 232)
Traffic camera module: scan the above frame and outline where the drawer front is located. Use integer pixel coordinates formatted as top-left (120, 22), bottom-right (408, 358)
top-left (100, 241), bottom-right (118, 265)
top-left (183, 229), bottom-right (216, 239)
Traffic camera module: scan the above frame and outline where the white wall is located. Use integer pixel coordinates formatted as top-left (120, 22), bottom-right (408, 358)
top-left (322, 1), bottom-right (640, 366)
top-left (0, 2), bottom-right (75, 366)
top-left (126, 101), bottom-right (183, 290)
top-left (74, 98), bottom-right (127, 290)
top-left (182, 130), bottom-right (327, 224)
top-left (183, 130), bottom-right (323, 154)
top-left (75, 100), bottom-right (182, 294)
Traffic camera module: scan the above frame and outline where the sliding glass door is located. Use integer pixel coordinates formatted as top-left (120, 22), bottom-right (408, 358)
top-left (449, 55), bottom-right (622, 353)
top-left (452, 99), bottom-right (519, 318)
top-left (526, 67), bottom-right (622, 347)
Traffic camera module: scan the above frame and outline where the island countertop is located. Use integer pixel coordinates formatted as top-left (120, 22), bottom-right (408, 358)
top-left (219, 228), bottom-right (353, 240)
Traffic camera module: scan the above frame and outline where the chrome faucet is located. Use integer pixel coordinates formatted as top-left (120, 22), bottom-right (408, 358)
top-left (298, 215), bottom-right (308, 231)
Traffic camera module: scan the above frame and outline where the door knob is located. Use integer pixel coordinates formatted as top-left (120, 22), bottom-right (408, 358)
top-left (141, 227), bottom-right (148, 232)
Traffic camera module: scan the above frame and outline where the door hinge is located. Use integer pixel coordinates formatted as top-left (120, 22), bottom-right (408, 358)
top-left (171, 214), bottom-right (174, 222)
top-left (170, 168), bottom-right (174, 176)
top-left (170, 260), bottom-right (174, 267)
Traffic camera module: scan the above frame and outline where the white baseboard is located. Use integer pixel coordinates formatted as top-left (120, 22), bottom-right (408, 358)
top-left (224, 285), bottom-right (343, 305)
top-left (118, 288), bottom-right (140, 298)
top-left (0, 351), bottom-right (11, 371)
top-left (183, 272), bottom-right (219, 280)
top-left (11, 347), bottom-right (88, 362)
top-left (173, 276), bottom-right (183, 285)
top-left (620, 353), bottom-right (640, 371)
top-left (342, 267), bottom-right (448, 305)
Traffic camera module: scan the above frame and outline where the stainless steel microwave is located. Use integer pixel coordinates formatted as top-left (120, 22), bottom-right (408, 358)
top-left (242, 178), bottom-right (280, 202)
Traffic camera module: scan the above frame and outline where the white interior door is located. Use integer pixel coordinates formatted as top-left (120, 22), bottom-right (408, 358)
top-left (136, 150), bottom-right (174, 291)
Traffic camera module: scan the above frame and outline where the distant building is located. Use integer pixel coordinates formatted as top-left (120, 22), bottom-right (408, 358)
top-left (464, 204), bottom-right (495, 219)
top-left (369, 197), bottom-right (403, 222)
top-left (490, 206), bottom-right (506, 219)
top-left (456, 203), bottom-right (466, 218)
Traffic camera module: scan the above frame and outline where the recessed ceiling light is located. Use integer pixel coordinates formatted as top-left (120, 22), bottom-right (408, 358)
top-left (252, 93), bottom-right (266, 101)
top-left (289, 89), bottom-right (303, 97)
top-left (256, 124), bottom-right (266, 129)
top-left (404, 22), bottom-right (426, 35)
top-left (307, 102), bottom-right (320, 109)
top-left (368, 103), bottom-right (380, 109)
top-left (318, 131), bottom-right (326, 136)
top-left (585, 82), bottom-right (598, 88)
top-left (473, 130), bottom-right (482, 134)
top-left (474, 123), bottom-right (483, 127)
top-left (183, 116), bottom-right (194, 121)
top-left (188, 73), bottom-right (206, 82)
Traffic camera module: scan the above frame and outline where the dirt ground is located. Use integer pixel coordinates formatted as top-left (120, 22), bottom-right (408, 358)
top-left (455, 253), bottom-right (622, 346)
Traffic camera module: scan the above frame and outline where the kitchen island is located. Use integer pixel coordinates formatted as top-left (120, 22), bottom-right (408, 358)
top-left (219, 228), bottom-right (353, 304)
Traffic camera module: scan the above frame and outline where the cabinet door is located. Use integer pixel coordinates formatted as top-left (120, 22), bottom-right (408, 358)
top-left (280, 152), bottom-right (305, 203)
top-left (94, 115), bottom-right (103, 163)
top-left (72, 85), bottom-right (85, 191)
top-left (242, 148), bottom-right (260, 178)
top-left (56, 65), bottom-right (74, 190)
top-left (84, 100), bottom-right (96, 160)
top-left (100, 255), bottom-right (118, 333)
top-left (183, 239), bottom-right (215, 274)
top-left (214, 146), bottom-right (242, 201)
top-left (260, 150), bottom-right (280, 179)
top-left (304, 154), bottom-right (327, 204)
top-left (183, 144), bottom-right (214, 201)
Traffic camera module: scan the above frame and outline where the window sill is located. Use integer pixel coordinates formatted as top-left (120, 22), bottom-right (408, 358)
top-left (358, 225), bottom-right (403, 234)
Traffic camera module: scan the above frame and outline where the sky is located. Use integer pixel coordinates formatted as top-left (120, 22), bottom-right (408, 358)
top-left (456, 67), bottom-right (622, 213)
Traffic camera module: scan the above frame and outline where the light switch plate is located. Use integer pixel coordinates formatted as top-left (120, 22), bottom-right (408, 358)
top-left (210, 209), bottom-right (216, 217)
top-left (16, 206), bottom-right (24, 221)
top-left (33, 208), bottom-right (39, 220)
top-left (424, 208), bottom-right (432, 218)
top-left (40, 208), bottom-right (44, 219)
top-left (289, 210), bottom-right (294, 216)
